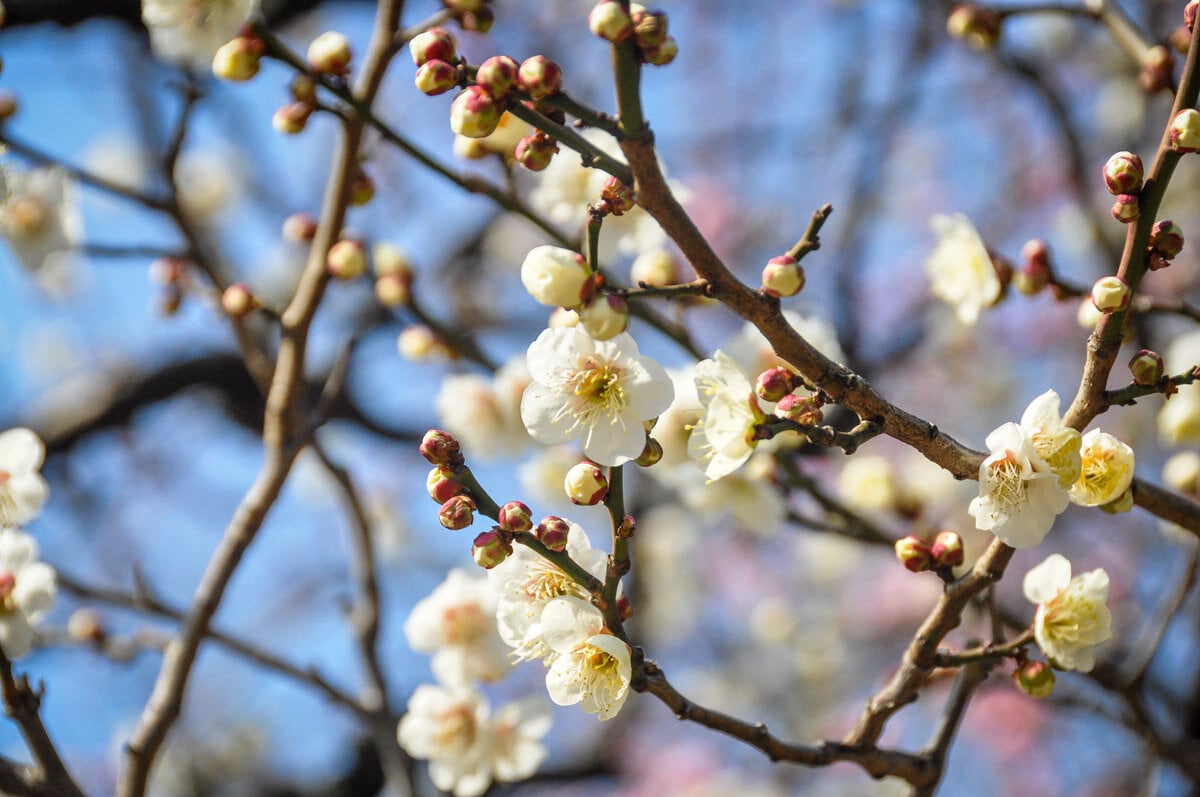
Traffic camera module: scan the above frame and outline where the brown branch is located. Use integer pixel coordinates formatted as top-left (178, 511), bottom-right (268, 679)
top-left (0, 651), bottom-right (84, 797)
top-left (911, 662), bottom-right (990, 797)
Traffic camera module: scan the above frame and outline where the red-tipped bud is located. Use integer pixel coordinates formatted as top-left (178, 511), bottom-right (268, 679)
top-left (1188, 0), bottom-right (1199, 32)
top-left (1149, 219), bottom-right (1185, 259)
top-left (1111, 194), bottom-right (1140, 224)
top-left (283, 212), bottom-right (318, 243)
top-left (427, 465), bottom-right (463, 503)
top-left (756, 366), bottom-right (797, 403)
top-left (774, 393), bottom-right (822, 425)
top-left (895, 535), bottom-right (933, 572)
top-left (212, 36), bottom-right (263, 81)
top-left (600, 177), bottom-right (636, 215)
top-left (375, 273), bottom-right (412, 307)
top-left (273, 101), bottom-right (312, 134)
top-left (498, 501), bottom-right (533, 533)
top-left (472, 528), bottom-right (513, 569)
top-left (1013, 659), bottom-right (1056, 699)
top-left (415, 59), bottom-right (459, 95)
top-left (1170, 109), bottom-right (1200, 152)
top-left (449, 86), bottom-right (502, 138)
top-left (409, 27), bottom-right (457, 66)
top-left (1102, 151), bottom-right (1144, 195)
top-left (514, 133), bottom-right (559, 172)
top-left (221, 283), bottom-right (257, 318)
top-left (1015, 239), bottom-right (1052, 295)
top-left (617, 594), bottom-right (632, 621)
top-left (589, 0), bottom-right (634, 42)
top-left (420, 429), bottom-right (462, 466)
top-left (930, 530), bottom-right (964, 568)
top-left (1129, 349), bottom-right (1165, 386)
top-left (536, 516), bottom-right (571, 552)
top-left (518, 56), bottom-right (563, 101)
top-left (1139, 45), bottom-right (1174, 94)
top-left (616, 514), bottom-right (636, 539)
top-left (762, 254), bottom-right (805, 298)
top-left (1091, 275), bottom-right (1130, 313)
top-left (439, 494), bottom-right (477, 530)
top-left (327, 239), bottom-right (368, 280)
top-left (634, 436), bottom-right (663, 467)
top-left (308, 31), bottom-right (352, 76)
top-left (565, 461), bottom-right (609, 506)
top-left (475, 55), bottom-right (520, 99)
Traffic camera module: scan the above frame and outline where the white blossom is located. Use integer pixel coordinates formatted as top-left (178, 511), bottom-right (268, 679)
top-left (541, 595), bottom-right (632, 721)
top-left (0, 166), bottom-right (80, 280)
top-left (141, 0), bottom-right (257, 71)
top-left (837, 454), bottom-right (899, 513)
top-left (521, 327), bottom-right (673, 466)
top-left (1069, 429), bottom-right (1135, 507)
top-left (722, 310), bottom-right (845, 378)
top-left (0, 528), bottom-right (56, 659)
top-left (1023, 553), bottom-right (1112, 672)
top-left (968, 422), bottom-right (1069, 548)
top-left (1019, 390), bottom-right (1082, 489)
top-left (0, 429), bottom-right (48, 527)
top-left (403, 569), bottom-right (511, 686)
top-left (1158, 330), bottom-right (1200, 445)
top-left (687, 351), bottom-right (765, 481)
top-left (435, 356), bottom-right (531, 459)
top-left (924, 213), bottom-right (1001, 326)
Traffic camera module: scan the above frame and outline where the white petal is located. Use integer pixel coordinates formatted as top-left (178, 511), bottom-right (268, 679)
top-left (541, 596), bottom-right (602, 654)
top-left (1023, 553), bottom-right (1072, 604)
top-left (520, 387), bottom-right (574, 445)
top-left (0, 429), bottom-right (45, 474)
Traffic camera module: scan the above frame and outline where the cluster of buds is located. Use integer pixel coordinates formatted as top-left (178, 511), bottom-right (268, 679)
top-left (894, 530), bottom-right (964, 573)
top-left (946, 3), bottom-right (1002, 50)
top-left (374, 242), bottom-right (414, 308)
top-left (411, 28), bottom-right (461, 96)
top-left (212, 32), bottom-right (264, 82)
top-left (274, 75), bottom-right (321, 135)
top-left (1170, 108), bottom-right (1200, 153)
top-left (471, 509), bottom-right (567, 570)
top-left (756, 366), bottom-right (802, 403)
top-left (773, 393), bottom-right (823, 427)
top-left (1147, 219), bottom-right (1185, 271)
top-left (761, 254), bottom-right (805, 298)
top-left (1102, 151), bottom-right (1143, 224)
top-left (588, 2), bottom-right (678, 66)
top-left (510, 55), bottom-right (567, 171)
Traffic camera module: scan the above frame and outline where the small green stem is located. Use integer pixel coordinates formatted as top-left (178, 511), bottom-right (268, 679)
top-left (511, 531), bottom-right (604, 595)
top-left (586, 211), bottom-right (604, 272)
top-left (933, 628), bottom-right (1035, 666)
top-left (620, 280), bottom-right (713, 300)
top-left (611, 38), bottom-right (645, 136)
top-left (602, 464), bottom-right (628, 620)
top-left (454, 467), bottom-right (502, 519)
top-left (1105, 369), bottom-right (1198, 407)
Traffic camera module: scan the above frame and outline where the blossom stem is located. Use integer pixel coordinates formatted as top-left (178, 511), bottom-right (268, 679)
top-left (619, 280), bottom-right (713, 300)
top-left (453, 466), bottom-right (502, 520)
top-left (539, 91), bottom-right (623, 137)
top-left (602, 465), bottom-right (628, 613)
top-left (505, 101), bottom-right (633, 183)
top-left (610, 2), bottom-right (645, 137)
top-left (933, 629), bottom-right (1035, 666)
top-left (1104, 368), bottom-right (1199, 409)
top-left (785, 204), bottom-right (834, 261)
top-left (585, 209), bottom-right (603, 272)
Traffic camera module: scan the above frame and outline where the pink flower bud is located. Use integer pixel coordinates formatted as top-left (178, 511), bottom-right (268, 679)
top-left (414, 59), bottom-right (459, 95)
top-left (946, 3), bottom-right (1002, 49)
top-left (930, 530), bottom-right (964, 568)
top-left (756, 366), bottom-right (796, 403)
top-left (617, 594), bottom-right (632, 621)
top-left (762, 255), bottom-right (805, 298)
top-left (327, 239), bottom-right (367, 280)
top-left (439, 494), bottom-right (477, 530)
top-left (1189, 0), bottom-right (1199, 32)
top-left (221, 283), bottom-right (257, 318)
top-left (640, 36), bottom-right (678, 66)
top-left (476, 55), bottom-right (520, 99)
top-left (565, 461), bottom-right (609, 505)
top-left (1110, 194), bottom-right (1139, 224)
top-left (1149, 219), bottom-right (1185, 259)
top-left (273, 101), bottom-right (312, 134)
top-left (283, 212), bottom-right (318, 243)
top-left (1102, 151), bottom-right (1144, 195)
top-left (1170, 108), bottom-right (1200, 152)
top-left (518, 56), bottom-right (563, 101)
top-left (497, 501), bottom-right (533, 533)
top-left (472, 528), bottom-right (513, 569)
top-left (634, 436), bottom-right (663, 467)
top-left (578, 293), bottom-right (629, 340)
top-left (774, 393), bottom-right (822, 425)
top-left (1013, 660), bottom-right (1055, 699)
top-left (536, 516), bottom-right (570, 552)
top-left (895, 535), bottom-right (933, 573)
top-left (1129, 349), bottom-right (1164, 386)
top-left (449, 86), bottom-right (502, 138)
top-left (589, 0), bottom-right (634, 43)
top-left (212, 36), bottom-right (263, 81)
top-left (420, 429), bottom-right (462, 466)
top-left (514, 133), bottom-right (559, 172)
top-left (1015, 239), bottom-right (1052, 295)
top-left (616, 514), bottom-right (636, 539)
top-left (308, 31), bottom-right (352, 76)
top-left (409, 27), bottom-right (457, 66)
top-left (1091, 275), bottom-right (1130, 313)
top-left (427, 465), bottom-right (463, 503)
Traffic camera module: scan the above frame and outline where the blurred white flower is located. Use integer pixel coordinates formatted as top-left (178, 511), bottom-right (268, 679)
top-left (0, 428), bottom-right (48, 527)
top-left (1020, 390), bottom-right (1082, 489)
top-left (521, 327), bottom-right (673, 466)
top-left (142, 0), bottom-right (257, 71)
top-left (680, 453), bottom-right (786, 536)
top-left (436, 357), bottom-right (531, 459)
top-left (0, 165), bottom-right (80, 280)
top-left (1023, 553), bottom-right (1112, 672)
top-left (0, 527), bottom-right (56, 658)
top-left (1158, 330), bottom-right (1200, 445)
top-left (404, 568), bottom-right (511, 686)
top-left (837, 454), bottom-right (898, 513)
top-left (176, 148), bottom-right (243, 222)
top-left (924, 213), bottom-right (1001, 326)
top-left (1069, 429), bottom-right (1134, 508)
top-left (722, 310), bottom-right (845, 377)
top-left (968, 421), bottom-right (1068, 548)
top-left (541, 595), bottom-right (631, 721)
top-left (687, 351), bottom-right (765, 480)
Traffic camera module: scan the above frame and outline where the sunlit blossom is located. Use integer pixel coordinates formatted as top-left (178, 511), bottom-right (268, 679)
top-left (924, 213), bottom-right (1001, 326)
top-left (1023, 553), bottom-right (1112, 672)
top-left (403, 568), bottom-right (511, 686)
top-left (687, 351), bottom-right (766, 481)
top-left (0, 429), bottom-right (48, 528)
top-left (541, 595), bottom-right (632, 721)
top-left (1069, 429), bottom-right (1135, 508)
top-left (968, 422), bottom-right (1069, 548)
top-left (1019, 390), bottom-right (1082, 489)
top-left (0, 528), bottom-right (56, 659)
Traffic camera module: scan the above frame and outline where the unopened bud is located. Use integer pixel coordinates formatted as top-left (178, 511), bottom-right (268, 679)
top-left (1016, 239), bottom-right (1052, 295)
top-left (449, 86), bottom-right (502, 138)
top-left (497, 501), bottom-right (533, 533)
top-left (1147, 251), bottom-right (1171, 272)
top-left (536, 516), bottom-right (571, 552)
top-left (630, 248), bottom-right (681, 287)
top-left (756, 366), bottom-right (797, 402)
top-left (565, 461), bottom-right (609, 506)
top-left (616, 514), bottom-right (636, 539)
top-left (1189, 0), bottom-right (1200, 32)
top-left (1014, 659), bottom-right (1055, 699)
top-left (475, 55), bottom-right (520, 99)
top-left (308, 31), bottom-right (352, 76)
top-left (398, 325), bottom-right (450, 361)
top-left (632, 9), bottom-right (668, 48)
top-left (409, 27), bottom-right (457, 66)
top-left (221, 283), bottom-right (257, 318)
top-left (375, 273), bottom-right (412, 307)
top-left (427, 465), bottom-right (463, 503)
top-left (350, 170), bottom-right (375, 206)
top-left (578, 293), bottom-right (629, 340)
top-left (640, 35), bottom-right (678, 66)
top-left (601, 177), bottom-right (636, 215)
top-left (946, 3), bottom-right (1002, 50)
top-left (1139, 45), bottom-right (1174, 94)
top-left (762, 255), bottom-right (805, 298)
top-left (1102, 151), bottom-right (1144, 195)
top-left (589, 0), bottom-right (634, 43)
top-left (420, 429), bottom-right (462, 466)
top-left (283, 212), bottom-right (318, 243)
top-left (1170, 108), bottom-right (1200, 153)
top-left (459, 7), bottom-right (494, 33)
top-left (273, 101), bottom-right (312, 135)
top-left (212, 36), bottom-right (263, 81)
top-left (518, 55), bottom-right (563, 101)
top-left (1129, 349), bottom-right (1165, 386)
top-left (1149, 219), bottom-right (1185, 259)
top-left (415, 59), bottom-right (459, 95)
top-left (617, 594), bottom-right (632, 621)
top-left (774, 393), bottom-right (821, 425)
top-left (1091, 275), bottom-right (1130, 313)
top-left (895, 535), bottom-right (933, 573)
top-left (1164, 451), bottom-right (1200, 494)
top-left (67, 608), bottom-right (106, 644)
top-left (439, 494), bottom-right (477, 530)
top-left (327, 239), bottom-right (367, 280)
top-left (521, 245), bottom-right (594, 308)
top-left (634, 436), bottom-right (663, 467)
top-left (1111, 194), bottom-right (1140, 224)
top-left (290, 74), bottom-right (317, 104)
top-left (930, 530), bottom-right (964, 568)
top-left (0, 91), bottom-right (17, 121)
top-left (472, 528), bottom-right (513, 569)
top-left (514, 133), bottom-right (559, 172)
top-left (374, 242), bottom-right (413, 277)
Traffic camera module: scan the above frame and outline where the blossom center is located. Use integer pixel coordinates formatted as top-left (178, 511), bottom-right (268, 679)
top-left (434, 704), bottom-right (478, 751)
top-left (6, 197), bottom-right (50, 238)
top-left (584, 644), bottom-right (618, 675)
top-left (559, 358), bottom-right (628, 428)
top-left (986, 450), bottom-right (1026, 510)
top-left (0, 572), bottom-right (15, 609)
top-left (523, 562), bottom-right (583, 604)
top-left (441, 604), bottom-right (488, 645)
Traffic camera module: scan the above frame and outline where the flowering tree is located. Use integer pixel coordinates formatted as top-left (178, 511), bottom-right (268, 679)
top-left (2, 0), bottom-right (1200, 794)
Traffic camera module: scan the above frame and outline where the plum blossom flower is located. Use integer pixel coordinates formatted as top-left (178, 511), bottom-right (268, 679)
top-left (924, 213), bottom-right (1001, 326)
top-left (541, 595), bottom-right (632, 721)
top-left (141, 0), bottom-right (257, 71)
top-left (0, 429), bottom-right (48, 527)
top-left (968, 422), bottom-right (1069, 548)
top-left (1023, 553), bottom-right (1112, 672)
top-left (687, 351), bottom-right (766, 481)
top-left (435, 356), bottom-right (531, 459)
top-left (489, 521), bottom-right (607, 662)
top-left (0, 166), bottom-right (80, 281)
top-left (397, 684), bottom-right (550, 797)
top-left (1019, 390), bottom-right (1082, 489)
top-left (403, 568), bottom-right (511, 686)
top-left (1069, 429), bottom-right (1135, 508)
top-left (0, 528), bottom-right (56, 658)
top-left (520, 327), bottom-right (673, 466)
top-left (1158, 330), bottom-right (1200, 444)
